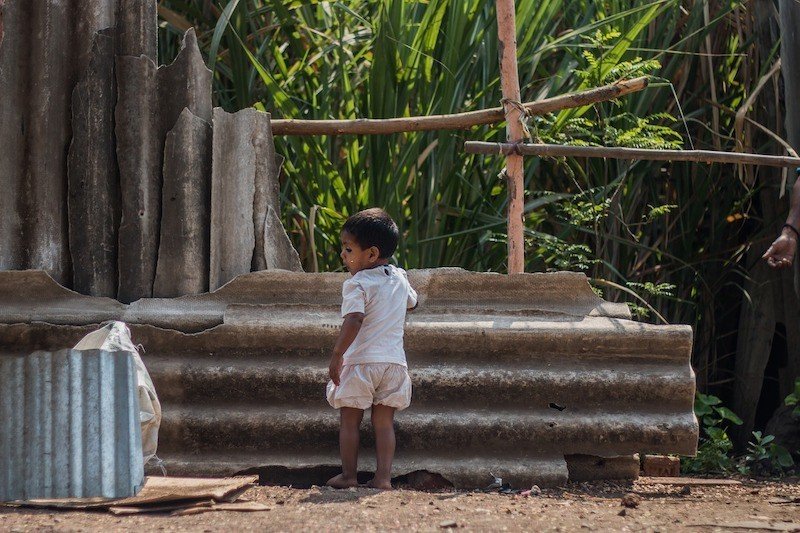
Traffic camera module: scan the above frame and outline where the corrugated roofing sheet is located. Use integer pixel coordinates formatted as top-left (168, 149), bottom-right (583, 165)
top-left (0, 269), bottom-right (697, 488)
top-left (0, 349), bottom-right (144, 501)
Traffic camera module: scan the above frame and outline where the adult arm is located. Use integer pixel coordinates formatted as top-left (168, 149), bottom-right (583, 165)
top-left (763, 170), bottom-right (800, 268)
top-left (328, 312), bottom-right (365, 385)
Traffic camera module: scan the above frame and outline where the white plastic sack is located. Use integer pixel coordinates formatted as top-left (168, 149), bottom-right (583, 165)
top-left (73, 321), bottom-right (161, 464)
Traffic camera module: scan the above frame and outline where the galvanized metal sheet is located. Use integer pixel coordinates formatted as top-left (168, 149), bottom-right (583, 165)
top-left (153, 108), bottom-right (212, 297)
top-left (0, 269), bottom-right (695, 488)
top-left (0, 349), bottom-right (144, 501)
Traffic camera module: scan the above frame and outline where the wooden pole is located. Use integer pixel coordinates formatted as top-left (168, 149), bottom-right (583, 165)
top-left (496, 0), bottom-right (525, 275)
top-left (464, 141), bottom-right (800, 168)
top-left (269, 77), bottom-right (649, 136)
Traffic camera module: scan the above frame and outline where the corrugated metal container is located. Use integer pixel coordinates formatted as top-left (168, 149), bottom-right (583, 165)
top-left (0, 269), bottom-right (697, 488)
top-left (0, 349), bottom-right (144, 501)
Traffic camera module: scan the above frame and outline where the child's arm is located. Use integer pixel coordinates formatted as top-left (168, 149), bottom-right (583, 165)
top-left (329, 312), bottom-right (365, 385)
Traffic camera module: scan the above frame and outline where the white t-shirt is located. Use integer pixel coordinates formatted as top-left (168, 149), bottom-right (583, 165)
top-left (340, 264), bottom-right (418, 367)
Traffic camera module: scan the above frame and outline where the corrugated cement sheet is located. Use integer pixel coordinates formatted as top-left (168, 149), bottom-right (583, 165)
top-left (0, 349), bottom-right (144, 501)
top-left (0, 269), bottom-right (697, 488)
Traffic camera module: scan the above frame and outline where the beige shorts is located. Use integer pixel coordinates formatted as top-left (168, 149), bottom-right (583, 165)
top-left (326, 363), bottom-right (412, 411)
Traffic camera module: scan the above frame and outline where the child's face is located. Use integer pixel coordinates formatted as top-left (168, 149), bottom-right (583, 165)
top-left (340, 231), bottom-right (380, 274)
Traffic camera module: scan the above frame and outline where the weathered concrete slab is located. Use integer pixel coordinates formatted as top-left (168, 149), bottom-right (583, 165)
top-left (153, 109), bottom-right (212, 297)
top-left (68, 28), bottom-right (119, 298)
top-left (114, 28), bottom-right (212, 303)
top-left (156, 28), bottom-right (212, 127)
top-left (263, 206), bottom-right (303, 271)
top-left (0, 268), bottom-right (696, 488)
top-left (115, 0), bottom-right (156, 60)
top-left (0, 271), bottom-right (125, 325)
top-left (210, 108), bottom-right (260, 290)
top-left (115, 54), bottom-right (160, 303)
top-left (0, 269), bottom-right (629, 331)
top-left (251, 111), bottom-right (280, 271)
top-left (0, 0), bottom-right (115, 285)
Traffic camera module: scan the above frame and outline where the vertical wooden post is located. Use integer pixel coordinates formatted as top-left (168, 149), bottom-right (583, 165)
top-left (495, 0), bottom-right (525, 274)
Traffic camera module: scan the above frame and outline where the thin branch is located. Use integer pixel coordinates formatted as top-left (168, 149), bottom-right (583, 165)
top-left (270, 77), bottom-right (649, 135)
top-left (464, 141), bottom-right (800, 168)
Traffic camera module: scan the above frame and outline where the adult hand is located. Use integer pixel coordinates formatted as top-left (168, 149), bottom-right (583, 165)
top-left (763, 232), bottom-right (797, 269)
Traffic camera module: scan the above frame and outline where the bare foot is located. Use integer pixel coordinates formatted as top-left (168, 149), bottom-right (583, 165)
top-left (326, 473), bottom-right (360, 489)
top-left (366, 478), bottom-right (393, 490)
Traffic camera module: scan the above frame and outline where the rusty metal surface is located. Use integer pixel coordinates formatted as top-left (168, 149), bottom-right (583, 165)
top-left (0, 349), bottom-right (144, 501)
top-left (0, 269), bottom-right (696, 488)
top-left (153, 109), bottom-right (212, 297)
top-left (68, 28), bottom-right (120, 297)
top-left (0, 0), bottom-right (115, 284)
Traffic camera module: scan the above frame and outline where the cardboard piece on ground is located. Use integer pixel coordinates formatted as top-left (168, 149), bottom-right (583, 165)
top-left (687, 521), bottom-right (800, 531)
top-left (637, 477), bottom-right (741, 486)
top-left (171, 501), bottom-right (272, 516)
top-left (9, 476), bottom-right (258, 511)
top-left (109, 500), bottom-right (215, 515)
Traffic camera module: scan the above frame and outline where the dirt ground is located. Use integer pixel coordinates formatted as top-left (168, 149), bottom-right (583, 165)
top-left (1, 478), bottom-right (798, 532)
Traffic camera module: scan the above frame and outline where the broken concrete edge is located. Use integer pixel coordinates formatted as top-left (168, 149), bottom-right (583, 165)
top-left (140, 455), bottom-right (642, 489)
top-left (0, 269), bottom-right (642, 334)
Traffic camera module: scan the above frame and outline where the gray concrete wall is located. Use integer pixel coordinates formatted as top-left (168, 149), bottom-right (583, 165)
top-left (0, 269), bottom-right (696, 488)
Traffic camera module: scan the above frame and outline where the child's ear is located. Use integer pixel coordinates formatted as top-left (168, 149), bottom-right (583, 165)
top-left (369, 246), bottom-right (380, 262)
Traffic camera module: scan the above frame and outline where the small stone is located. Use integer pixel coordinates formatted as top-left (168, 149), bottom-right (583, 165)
top-left (439, 520), bottom-right (458, 529)
top-left (348, 487), bottom-right (357, 492)
top-left (621, 493), bottom-right (640, 508)
top-left (618, 509), bottom-right (627, 517)
top-left (680, 486), bottom-right (691, 496)
top-left (530, 485), bottom-right (542, 495)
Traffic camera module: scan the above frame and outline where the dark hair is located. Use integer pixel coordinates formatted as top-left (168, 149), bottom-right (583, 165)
top-left (342, 208), bottom-right (399, 258)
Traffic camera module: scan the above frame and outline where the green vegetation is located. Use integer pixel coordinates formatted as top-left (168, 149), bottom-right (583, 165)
top-left (156, 1), bottom-right (789, 397)
top-left (683, 393), bottom-right (795, 476)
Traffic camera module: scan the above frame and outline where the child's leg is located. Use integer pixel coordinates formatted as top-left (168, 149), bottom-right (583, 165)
top-left (327, 407), bottom-right (363, 488)
top-left (368, 404), bottom-right (396, 489)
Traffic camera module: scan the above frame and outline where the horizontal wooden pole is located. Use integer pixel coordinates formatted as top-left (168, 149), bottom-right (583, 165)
top-left (463, 142), bottom-right (800, 168)
top-left (270, 77), bottom-right (649, 136)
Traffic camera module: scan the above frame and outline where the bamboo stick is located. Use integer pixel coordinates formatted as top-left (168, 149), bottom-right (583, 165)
top-left (463, 141), bottom-right (800, 168)
top-left (496, 0), bottom-right (525, 275)
top-left (269, 77), bottom-right (649, 136)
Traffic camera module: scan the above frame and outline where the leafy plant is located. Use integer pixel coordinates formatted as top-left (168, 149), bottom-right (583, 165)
top-left (682, 393), bottom-right (742, 474)
top-left (741, 431), bottom-right (794, 476)
top-left (156, 0), bottom-right (781, 402)
top-left (785, 379), bottom-right (800, 417)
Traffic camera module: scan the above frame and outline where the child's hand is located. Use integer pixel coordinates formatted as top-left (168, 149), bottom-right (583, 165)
top-left (329, 354), bottom-right (344, 386)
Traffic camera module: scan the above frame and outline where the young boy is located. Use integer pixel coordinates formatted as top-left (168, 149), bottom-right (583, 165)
top-left (326, 208), bottom-right (417, 490)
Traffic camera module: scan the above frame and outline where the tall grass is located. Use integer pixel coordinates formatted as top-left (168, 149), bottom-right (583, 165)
top-left (157, 0), bottom-right (788, 394)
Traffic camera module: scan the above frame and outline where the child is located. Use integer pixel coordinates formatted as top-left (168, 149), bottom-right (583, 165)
top-left (326, 208), bottom-right (418, 490)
